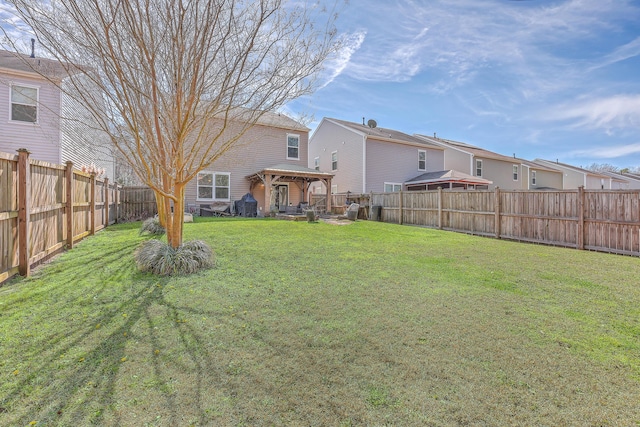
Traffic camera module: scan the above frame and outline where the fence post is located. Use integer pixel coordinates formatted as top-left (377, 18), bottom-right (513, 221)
top-left (577, 186), bottom-right (585, 250)
top-left (104, 178), bottom-right (110, 227)
top-left (17, 149), bottom-right (31, 277)
top-left (66, 161), bottom-right (74, 248)
top-left (90, 173), bottom-right (96, 235)
top-left (494, 187), bottom-right (501, 239)
top-left (399, 190), bottom-right (403, 225)
top-left (437, 186), bottom-right (443, 229)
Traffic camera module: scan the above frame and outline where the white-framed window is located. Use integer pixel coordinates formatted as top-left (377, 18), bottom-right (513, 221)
top-left (418, 150), bottom-right (426, 171)
top-left (314, 156), bottom-right (320, 171)
top-left (11, 84), bottom-right (38, 123)
top-left (531, 170), bottom-right (537, 185)
top-left (331, 184), bottom-right (338, 194)
top-left (331, 151), bottom-right (338, 171)
top-left (287, 134), bottom-right (300, 160)
top-left (513, 165), bottom-right (519, 181)
top-left (197, 171), bottom-right (230, 201)
top-left (384, 182), bottom-right (402, 192)
top-left (475, 159), bottom-right (483, 177)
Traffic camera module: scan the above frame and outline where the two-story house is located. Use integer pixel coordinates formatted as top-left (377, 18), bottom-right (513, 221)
top-left (309, 118), bottom-right (450, 194)
top-left (0, 49), bottom-right (114, 178)
top-left (534, 159), bottom-right (614, 190)
top-left (414, 135), bottom-right (563, 190)
top-left (185, 111), bottom-right (333, 215)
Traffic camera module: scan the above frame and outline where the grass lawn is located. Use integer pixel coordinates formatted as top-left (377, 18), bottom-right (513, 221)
top-left (1, 217), bottom-right (639, 426)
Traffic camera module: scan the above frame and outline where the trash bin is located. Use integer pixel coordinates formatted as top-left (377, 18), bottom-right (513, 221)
top-left (371, 205), bottom-right (382, 221)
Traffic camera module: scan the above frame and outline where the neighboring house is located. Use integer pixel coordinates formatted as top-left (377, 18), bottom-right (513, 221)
top-left (309, 118), bottom-right (445, 194)
top-left (184, 111), bottom-right (333, 215)
top-left (534, 159), bottom-right (613, 189)
top-left (0, 49), bottom-right (114, 178)
top-left (414, 135), bottom-right (563, 190)
top-left (598, 171), bottom-right (640, 189)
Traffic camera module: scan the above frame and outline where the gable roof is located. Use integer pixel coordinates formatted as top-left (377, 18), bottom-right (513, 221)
top-left (324, 118), bottom-right (443, 149)
top-left (405, 169), bottom-right (493, 186)
top-left (0, 49), bottom-right (67, 79)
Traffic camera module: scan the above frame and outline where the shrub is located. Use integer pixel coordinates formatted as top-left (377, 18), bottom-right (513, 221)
top-left (134, 239), bottom-right (215, 275)
top-left (139, 217), bottom-right (165, 236)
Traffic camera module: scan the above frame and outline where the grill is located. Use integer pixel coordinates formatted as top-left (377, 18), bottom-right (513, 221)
top-left (235, 193), bottom-right (258, 217)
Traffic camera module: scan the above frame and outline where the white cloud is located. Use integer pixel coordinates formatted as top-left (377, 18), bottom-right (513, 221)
top-left (547, 95), bottom-right (640, 131)
top-left (319, 30), bottom-right (366, 88)
top-left (591, 36), bottom-right (640, 70)
top-left (568, 143), bottom-right (640, 159)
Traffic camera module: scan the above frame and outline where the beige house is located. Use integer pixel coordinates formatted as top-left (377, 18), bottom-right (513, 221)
top-left (309, 118), bottom-right (445, 194)
top-left (534, 159), bottom-right (614, 190)
top-left (0, 49), bottom-right (114, 178)
top-left (414, 135), bottom-right (563, 190)
top-left (185, 112), bottom-right (333, 215)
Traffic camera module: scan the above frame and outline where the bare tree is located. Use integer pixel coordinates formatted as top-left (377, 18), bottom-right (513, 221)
top-left (4, 0), bottom-right (341, 248)
top-left (585, 163), bottom-right (619, 173)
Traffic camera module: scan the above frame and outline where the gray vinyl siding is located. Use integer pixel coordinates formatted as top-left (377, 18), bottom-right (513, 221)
top-left (0, 72), bottom-right (61, 163)
top-left (60, 78), bottom-right (114, 179)
top-left (366, 139), bottom-right (444, 192)
top-left (586, 175), bottom-right (607, 189)
top-left (442, 148), bottom-right (472, 174)
top-left (476, 158), bottom-right (521, 190)
top-left (530, 169), bottom-right (563, 190)
top-left (184, 122), bottom-right (310, 214)
top-left (309, 119), bottom-right (364, 193)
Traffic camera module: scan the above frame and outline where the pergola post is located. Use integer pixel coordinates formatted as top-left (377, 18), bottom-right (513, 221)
top-left (265, 174), bottom-right (273, 215)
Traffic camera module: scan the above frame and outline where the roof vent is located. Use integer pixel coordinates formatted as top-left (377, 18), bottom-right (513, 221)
top-left (367, 119), bottom-right (377, 128)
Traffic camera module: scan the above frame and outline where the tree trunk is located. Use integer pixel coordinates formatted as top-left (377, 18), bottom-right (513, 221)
top-left (166, 185), bottom-right (185, 248)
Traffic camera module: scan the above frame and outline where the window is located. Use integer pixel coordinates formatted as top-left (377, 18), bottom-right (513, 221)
top-left (418, 150), bottom-right (426, 171)
top-left (531, 170), bottom-right (537, 185)
top-left (11, 85), bottom-right (38, 123)
top-left (331, 184), bottom-right (338, 194)
top-left (513, 165), bottom-right (519, 181)
top-left (197, 172), bottom-right (230, 201)
top-left (384, 182), bottom-right (402, 192)
top-left (314, 156), bottom-right (320, 171)
top-left (475, 159), bottom-right (483, 177)
top-left (331, 151), bottom-right (338, 171)
top-left (287, 134), bottom-right (299, 159)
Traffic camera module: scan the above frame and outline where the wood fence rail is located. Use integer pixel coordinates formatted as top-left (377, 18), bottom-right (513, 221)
top-left (312, 187), bottom-right (640, 257)
top-left (1, 150), bottom-right (121, 284)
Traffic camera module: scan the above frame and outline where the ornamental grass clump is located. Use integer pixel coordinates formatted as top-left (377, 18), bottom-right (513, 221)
top-left (134, 239), bottom-right (215, 275)
top-left (139, 217), bottom-right (165, 236)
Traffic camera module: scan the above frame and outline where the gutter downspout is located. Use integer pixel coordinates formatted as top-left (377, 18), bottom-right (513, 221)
top-left (362, 135), bottom-right (367, 193)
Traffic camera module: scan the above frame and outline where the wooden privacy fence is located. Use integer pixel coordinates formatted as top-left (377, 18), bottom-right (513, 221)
top-left (119, 186), bottom-right (158, 220)
top-left (314, 188), bottom-right (640, 257)
top-left (1, 150), bottom-right (120, 284)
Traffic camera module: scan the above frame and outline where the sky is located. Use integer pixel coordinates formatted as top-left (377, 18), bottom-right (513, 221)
top-left (285, 0), bottom-right (640, 170)
top-left (2, 0), bottom-right (640, 169)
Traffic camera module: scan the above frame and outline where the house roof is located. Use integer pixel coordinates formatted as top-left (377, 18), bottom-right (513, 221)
top-left (246, 163), bottom-right (333, 183)
top-left (534, 159), bottom-right (612, 179)
top-left (256, 111), bottom-right (309, 132)
top-left (0, 49), bottom-right (68, 79)
top-left (415, 135), bottom-right (559, 173)
top-left (325, 118), bottom-right (443, 149)
top-left (405, 169), bottom-right (493, 186)
top-left (597, 170), bottom-right (635, 183)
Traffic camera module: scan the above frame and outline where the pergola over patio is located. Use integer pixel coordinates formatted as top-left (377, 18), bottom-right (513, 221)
top-left (246, 164), bottom-right (334, 212)
top-left (405, 170), bottom-right (493, 190)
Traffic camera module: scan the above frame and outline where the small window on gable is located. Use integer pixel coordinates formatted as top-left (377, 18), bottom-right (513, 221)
top-left (531, 170), bottom-right (537, 185)
top-left (11, 85), bottom-right (38, 123)
top-left (475, 159), bottom-right (483, 177)
top-left (314, 156), bottom-right (320, 171)
top-left (418, 150), bottom-right (426, 171)
top-left (384, 182), bottom-right (402, 192)
top-left (287, 134), bottom-right (299, 160)
top-left (197, 171), bottom-right (230, 201)
top-left (513, 165), bottom-right (519, 181)
top-left (331, 151), bottom-right (338, 171)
